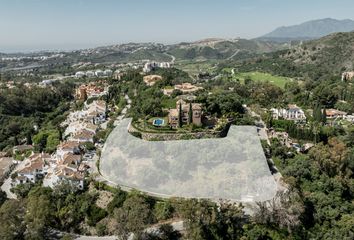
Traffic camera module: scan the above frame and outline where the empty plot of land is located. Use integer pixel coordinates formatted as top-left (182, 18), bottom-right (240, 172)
top-left (100, 119), bottom-right (277, 202)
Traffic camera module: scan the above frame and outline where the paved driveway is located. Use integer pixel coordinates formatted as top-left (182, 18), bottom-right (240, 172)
top-left (1, 159), bottom-right (27, 199)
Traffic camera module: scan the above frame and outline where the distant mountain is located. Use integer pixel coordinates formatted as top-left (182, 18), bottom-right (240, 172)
top-left (259, 18), bottom-right (354, 42)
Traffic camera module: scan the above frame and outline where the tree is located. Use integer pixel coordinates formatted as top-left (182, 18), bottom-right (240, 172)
top-left (0, 190), bottom-right (6, 207)
top-left (113, 194), bottom-right (154, 240)
top-left (254, 190), bottom-right (304, 233)
top-left (265, 110), bottom-right (273, 128)
top-left (24, 194), bottom-right (53, 239)
top-left (188, 102), bottom-right (193, 124)
top-left (178, 102), bottom-right (183, 128)
top-left (11, 182), bottom-right (34, 199)
top-left (313, 103), bottom-right (323, 123)
top-left (0, 200), bottom-right (26, 240)
top-left (33, 129), bottom-right (60, 153)
top-left (321, 106), bottom-right (327, 125)
top-left (176, 199), bottom-right (245, 240)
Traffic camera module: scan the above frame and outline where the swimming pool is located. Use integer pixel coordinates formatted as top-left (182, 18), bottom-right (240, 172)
top-left (153, 118), bottom-right (165, 126)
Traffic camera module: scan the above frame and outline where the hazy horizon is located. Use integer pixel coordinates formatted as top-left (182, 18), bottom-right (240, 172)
top-left (1, 0), bottom-right (354, 53)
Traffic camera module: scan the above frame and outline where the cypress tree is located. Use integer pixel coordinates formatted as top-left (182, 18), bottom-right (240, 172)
top-left (178, 102), bottom-right (183, 128)
top-left (322, 106), bottom-right (327, 125)
top-left (188, 102), bottom-right (193, 125)
top-left (313, 103), bottom-right (322, 123)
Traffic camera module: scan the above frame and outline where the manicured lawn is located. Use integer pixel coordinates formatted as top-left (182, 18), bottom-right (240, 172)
top-left (176, 60), bottom-right (216, 76)
top-left (232, 71), bottom-right (292, 89)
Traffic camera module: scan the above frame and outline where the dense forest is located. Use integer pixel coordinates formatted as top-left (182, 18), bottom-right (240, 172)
top-left (0, 81), bottom-right (75, 150)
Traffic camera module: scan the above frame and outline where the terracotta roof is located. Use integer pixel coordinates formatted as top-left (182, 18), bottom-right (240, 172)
top-left (59, 141), bottom-right (80, 150)
top-left (61, 153), bottom-right (81, 166)
top-left (13, 145), bottom-right (33, 151)
top-left (169, 109), bottom-right (178, 117)
top-left (73, 129), bottom-right (94, 140)
top-left (18, 159), bottom-right (45, 174)
top-left (55, 166), bottom-right (84, 180)
top-left (84, 123), bottom-right (98, 132)
top-left (326, 109), bottom-right (347, 116)
top-left (192, 103), bottom-right (202, 110)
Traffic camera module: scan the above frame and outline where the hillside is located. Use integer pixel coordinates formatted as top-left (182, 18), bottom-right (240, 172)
top-left (259, 18), bottom-right (354, 42)
top-left (167, 38), bottom-right (286, 61)
top-left (237, 32), bottom-right (354, 80)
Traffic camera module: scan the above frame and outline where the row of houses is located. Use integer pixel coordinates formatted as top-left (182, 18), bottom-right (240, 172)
top-left (12, 100), bottom-right (108, 190)
top-left (75, 69), bottom-right (113, 78)
top-left (270, 104), bottom-right (353, 122)
top-left (143, 61), bottom-right (171, 73)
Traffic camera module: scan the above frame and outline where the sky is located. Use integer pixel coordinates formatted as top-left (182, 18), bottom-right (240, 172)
top-left (1, 0), bottom-right (354, 52)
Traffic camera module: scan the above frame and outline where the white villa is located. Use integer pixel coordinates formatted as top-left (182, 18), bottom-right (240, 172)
top-left (271, 104), bottom-right (306, 121)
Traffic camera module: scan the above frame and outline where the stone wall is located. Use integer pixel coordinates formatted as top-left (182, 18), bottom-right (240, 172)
top-left (128, 122), bottom-right (230, 141)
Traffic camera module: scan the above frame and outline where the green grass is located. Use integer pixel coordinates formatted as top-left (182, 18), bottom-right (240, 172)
top-left (232, 71), bottom-right (292, 89)
top-left (161, 98), bottom-right (177, 109)
top-left (175, 60), bottom-right (216, 76)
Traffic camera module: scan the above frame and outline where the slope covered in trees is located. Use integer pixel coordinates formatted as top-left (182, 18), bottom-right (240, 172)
top-left (234, 32), bottom-right (354, 81)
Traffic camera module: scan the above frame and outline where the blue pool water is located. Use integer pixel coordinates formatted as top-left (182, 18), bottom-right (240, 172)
top-left (153, 119), bottom-right (164, 126)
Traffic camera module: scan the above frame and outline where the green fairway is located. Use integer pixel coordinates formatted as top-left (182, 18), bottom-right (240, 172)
top-left (233, 71), bottom-right (292, 89)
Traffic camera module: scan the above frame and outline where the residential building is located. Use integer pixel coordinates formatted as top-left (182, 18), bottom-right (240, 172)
top-left (85, 100), bottom-right (107, 124)
top-left (174, 83), bottom-right (203, 94)
top-left (113, 70), bottom-right (124, 80)
top-left (56, 141), bottom-right (81, 159)
top-left (95, 69), bottom-right (104, 77)
top-left (325, 109), bottom-right (347, 119)
top-left (103, 69), bottom-right (113, 77)
top-left (143, 62), bottom-right (171, 73)
top-left (163, 83), bottom-right (203, 95)
top-left (71, 129), bottom-right (95, 143)
top-left (86, 71), bottom-right (95, 78)
top-left (14, 153), bottom-right (51, 185)
top-left (75, 71), bottom-right (86, 78)
top-left (168, 100), bottom-right (202, 128)
top-left (143, 75), bottom-right (163, 86)
top-left (271, 104), bottom-right (306, 121)
top-left (76, 83), bottom-right (107, 100)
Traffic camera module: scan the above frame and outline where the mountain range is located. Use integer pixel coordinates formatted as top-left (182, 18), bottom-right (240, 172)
top-left (259, 18), bottom-right (354, 42)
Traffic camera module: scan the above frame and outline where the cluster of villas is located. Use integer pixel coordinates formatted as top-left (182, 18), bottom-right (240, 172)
top-left (143, 61), bottom-right (171, 73)
top-left (270, 104), bottom-right (353, 122)
top-left (75, 69), bottom-right (113, 78)
top-left (142, 74), bottom-right (204, 96)
top-left (11, 100), bottom-right (108, 190)
top-left (76, 82), bottom-right (108, 100)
